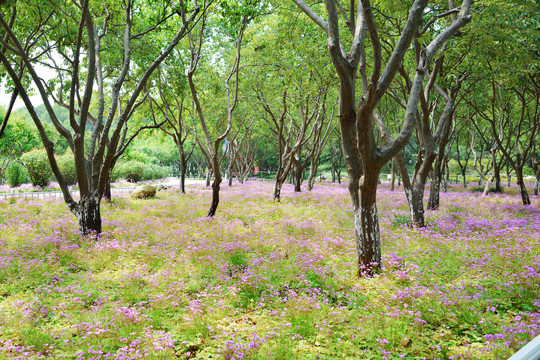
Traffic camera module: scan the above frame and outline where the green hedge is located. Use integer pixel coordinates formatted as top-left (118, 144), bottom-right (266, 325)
top-left (112, 160), bottom-right (170, 183)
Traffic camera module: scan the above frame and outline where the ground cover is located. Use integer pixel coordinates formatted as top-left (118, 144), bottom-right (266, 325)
top-left (0, 181), bottom-right (538, 359)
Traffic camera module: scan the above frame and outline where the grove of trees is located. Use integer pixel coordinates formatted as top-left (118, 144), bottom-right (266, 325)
top-left (0, 0), bottom-right (538, 277)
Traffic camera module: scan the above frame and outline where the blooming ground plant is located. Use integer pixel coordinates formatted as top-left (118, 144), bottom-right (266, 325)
top-left (0, 181), bottom-right (538, 359)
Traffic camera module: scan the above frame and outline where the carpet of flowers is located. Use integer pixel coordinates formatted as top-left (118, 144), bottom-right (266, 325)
top-left (0, 181), bottom-right (538, 359)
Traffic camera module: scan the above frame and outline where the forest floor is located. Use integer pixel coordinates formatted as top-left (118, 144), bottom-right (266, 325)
top-left (0, 181), bottom-right (538, 359)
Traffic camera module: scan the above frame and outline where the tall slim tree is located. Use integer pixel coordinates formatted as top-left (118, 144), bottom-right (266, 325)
top-left (188, 9), bottom-right (250, 217)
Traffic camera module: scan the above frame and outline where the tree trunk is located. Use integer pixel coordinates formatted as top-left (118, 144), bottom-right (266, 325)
top-left (534, 177), bottom-right (539, 196)
top-left (205, 168), bottom-right (211, 187)
top-left (273, 178), bottom-right (284, 201)
top-left (427, 165), bottom-right (441, 210)
top-left (390, 159), bottom-right (395, 191)
top-left (492, 148), bottom-right (502, 192)
top-left (410, 176), bottom-right (427, 227)
top-left (515, 167), bottom-right (531, 205)
top-left (461, 168), bottom-right (467, 188)
top-left (294, 168), bottom-right (302, 192)
top-left (506, 163), bottom-right (511, 187)
top-left (179, 150), bottom-right (187, 194)
top-left (78, 196), bottom-right (102, 236)
top-left (307, 160), bottom-right (317, 191)
top-left (482, 176), bottom-right (493, 196)
top-left (103, 179), bottom-right (112, 202)
top-left (207, 159), bottom-right (222, 217)
top-left (443, 159), bottom-right (449, 192)
top-left (355, 173), bottom-right (381, 276)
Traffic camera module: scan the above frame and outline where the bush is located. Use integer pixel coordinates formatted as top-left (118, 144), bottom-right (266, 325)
top-left (112, 160), bottom-right (145, 183)
top-left (20, 149), bottom-right (53, 187)
top-left (5, 162), bottom-right (27, 188)
top-left (56, 154), bottom-right (77, 185)
top-left (142, 163), bottom-right (170, 181)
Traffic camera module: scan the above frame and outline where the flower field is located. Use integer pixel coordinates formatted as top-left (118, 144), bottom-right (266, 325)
top-left (0, 181), bottom-right (538, 359)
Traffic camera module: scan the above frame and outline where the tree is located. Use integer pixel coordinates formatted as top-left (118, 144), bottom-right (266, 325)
top-left (0, 0), bottom-right (204, 234)
top-left (188, 7), bottom-right (251, 217)
top-left (293, 0), bottom-right (472, 275)
top-left (147, 64), bottom-right (195, 194)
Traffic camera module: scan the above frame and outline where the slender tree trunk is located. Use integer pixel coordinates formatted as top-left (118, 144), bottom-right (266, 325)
top-left (205, 167), bottom-right (211, 188)
top-left (533, 157), bottom-right (540, 195)
top-left (307, 160), bottom-right (318, 191)
top-left (461, 168), bottom-right (467, 188)
top-left (492, 148), bottom-right (502, 192)
top-left (207, 159), bottom-right (222, 217)
top-left (506, 163), bottom-right (511, 187)
top-left (515, 167), bottom-right (531, 205)
top-left (390, 159), bottom-right (395, 191)
top-left (273, 177), bottom-right (284, 201)
top-left (482, 176), bottom-right (493, 196)
top-left (442, 161), bottom-right (449, 193)
top-left (179, 150), bottom-right (187, 194)
top-left (78, 196), bottom-right (102, 236)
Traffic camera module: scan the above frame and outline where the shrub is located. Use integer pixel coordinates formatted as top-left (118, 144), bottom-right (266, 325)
top-left (20, 149), bottom-right (52, 187)
top-left (56, 154), bottom-right (77, 185)
top-left (112, 160), bottom-right (145, 183)
top-left (5, 162), bottom-right (27, 188)
top-left (142, 163), bottom-right (170, 181)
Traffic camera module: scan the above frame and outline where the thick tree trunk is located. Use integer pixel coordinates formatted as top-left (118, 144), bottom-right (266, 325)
top-left (103, 180), bottom-right (112, 202)
top-left (355, 173), bottom-right (381, 276)
top-left (410, 176), bottom-right (427, 227)
top-left (515, 167), bottom-right (531, 205)
top-left (293, 168), bottom-right (302, 192)
top-left (534, 177), bottom-right (539, 196)
top-left (78, 196), bottom-right (102, 236)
